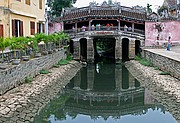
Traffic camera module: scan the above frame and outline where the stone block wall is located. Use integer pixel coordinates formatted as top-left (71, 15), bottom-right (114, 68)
top-left (142, 50), bottom-right (180, 79)
top-left (0, 49), bottom-right (66, 95)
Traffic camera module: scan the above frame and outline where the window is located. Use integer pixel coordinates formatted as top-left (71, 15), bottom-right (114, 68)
top-left (37, 22), bottom-right (45, 33)
top-left (16, 0), bottom-right (21, 2)
top-left (30, 21), bottom-right (35, 35)
top-left (25, 0), bottom-right (30, 5)
top-left (39, 0), bottom-right (42, 9)
top-left (0, 25), bottom-right (3, 37)
top-left (12, 19), bottom-right (23, 37)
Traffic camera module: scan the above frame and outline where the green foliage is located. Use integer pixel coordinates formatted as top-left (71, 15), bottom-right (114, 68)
top-left (53, 64), bottom-right (60, 68)
top-left (33, 94), bottom-right (70, 122)
top-left (57, 59), bottom-right (69, 65)
top-left (47, 0), bottom-right (73, 18)
top-left (139, 59), bottom-right (153, 67)
top-left (159, 72), bottom-right (171, 75)
top-left (147, 3), bottom-right (152, 13)
top-left (40, 69), bottom-right (50, 74)
top-left (0, 37), bottom-right (10, 61)
top-left (154, 66), bottom-right (160, 70)
top-left (66, 54), bottom-right (72, 61)
top-left (157, 6), bottom-right (168, 15)
top-left (134, 55), bottom-right (142, 61)
top-left (134, 55), bottom-right (153, 67)
top-left (25, 77), bottom-right (33, 83)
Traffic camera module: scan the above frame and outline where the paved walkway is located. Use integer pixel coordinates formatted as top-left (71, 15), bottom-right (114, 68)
top-left (144, 46), bottom-right (180, 62)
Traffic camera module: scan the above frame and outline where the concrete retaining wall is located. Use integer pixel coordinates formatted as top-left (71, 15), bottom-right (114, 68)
top-left (0, 49), bottom-right (66, 95)
top-left (142, 49), bottom-right (180, 79)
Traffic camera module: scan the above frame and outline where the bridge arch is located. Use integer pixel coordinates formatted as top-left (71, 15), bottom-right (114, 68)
top-left (69, 40), bottom-right (74, 55)
top-left (135, 40), bottom-right (141, 56)
top-left (122, 38), bottom-right (129, 61)
top-left (80, 38), bottom-right (87, 61)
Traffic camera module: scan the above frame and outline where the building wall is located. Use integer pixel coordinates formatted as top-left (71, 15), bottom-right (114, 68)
top-left (145, 21), bottom-right (180, 46)
top-left (48, 22), bottom-right (63, 34)
top-left (11, 14), bottom-right (36, 37)
top-left (0, 0), bottom-right (45, 38)
top-left (142, 49), bottom-right (180, 79)
top-left (0, 49), bottom-right (66, 95)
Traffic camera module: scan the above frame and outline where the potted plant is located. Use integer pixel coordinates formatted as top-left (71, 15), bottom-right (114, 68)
top-left (0, 37), bottom-right (10, 69)
top-left (9, 37), bottom-right (23, 65)
top-left (18, 37), bottom-right (30, 61)
top-left (33, 33), bottom-right (47, 57)
top-left (46, 34), bottom-right (55, 53)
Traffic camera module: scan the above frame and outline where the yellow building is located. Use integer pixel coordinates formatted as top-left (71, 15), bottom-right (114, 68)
top-left (0, 0), bottom-right (45, 38)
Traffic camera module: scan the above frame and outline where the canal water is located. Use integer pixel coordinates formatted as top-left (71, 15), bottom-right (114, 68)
top-left (33, 63), bottom-right (178, 123)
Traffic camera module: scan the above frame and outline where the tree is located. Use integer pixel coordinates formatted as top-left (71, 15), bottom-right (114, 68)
top-left (147, 3), bottom-right (152, 13)
top-left (47, 0), bottom-right (74, 18)
top-left (108, 0), bottom-right (113, 5)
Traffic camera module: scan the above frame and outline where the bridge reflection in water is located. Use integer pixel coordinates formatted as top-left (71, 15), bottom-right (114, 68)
top-left (64, 64), bottom-right (158, 119)
top-left (33, 63), bottom-right (177, 123)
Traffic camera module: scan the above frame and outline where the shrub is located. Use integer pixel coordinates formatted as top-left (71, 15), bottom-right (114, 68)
top-left (134, 55), bottom-right (142, 61)
top-left (40, 69), bottom-right (50, 74)
top-left (66, 54), bottom-right (72, 61)
top-left (25, 77), bottom-right (33, 83)
top-left (159, 72), bottom-right (171, 75)
top-left (154, 66), bottom-right (160, 70)
top-left (139, 59), bottom-right (153, 67)
top-left (53, 64), bottom-right (60, 68)
top-left (57, 59), bottom-right (69, 65)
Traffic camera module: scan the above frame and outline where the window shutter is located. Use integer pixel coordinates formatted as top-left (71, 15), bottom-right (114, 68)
top-left (37, 23), bottom-right (40, 33)
top-left (30, 21), bottom-right (35, 35)
top-left (12, 20), bottom-right (16, 36)
top-left (0, 25), bottom-right (3, 37)
top-left (42, 23), bottom-right (45, 33)
top-left (20, 21), bottom-right (23, 36)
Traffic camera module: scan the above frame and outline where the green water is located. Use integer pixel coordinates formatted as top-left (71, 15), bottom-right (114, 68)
top-left (33, 63), bottom-right (178, 123)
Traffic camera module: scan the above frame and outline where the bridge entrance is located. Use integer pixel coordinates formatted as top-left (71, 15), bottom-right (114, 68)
top-left (135, 40), bottom-right (141, 56)
top-left (93, 38), bottom-right (115, 63)
top-left (122, 38), bottom-right (129, 62)
top-left (80, 38), bottom-right (87, 61)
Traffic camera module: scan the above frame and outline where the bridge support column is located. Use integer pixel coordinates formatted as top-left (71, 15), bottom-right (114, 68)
top-left (73, 40), bottom-right (80, 60)
top-left (87, 38), bottom-right (94, 63)
top-left (129, 39), bottom-right (135, 59)
top-left (73, 71), bottom-right (81, 90)
top-left (115, 37), bottom-right (122, 63)
top-left (87, 65), bottom-right (94, 90)
top-left (115, 65), bottom-right (122, 91)
top-left (129, 74), bottom-right (135, 89)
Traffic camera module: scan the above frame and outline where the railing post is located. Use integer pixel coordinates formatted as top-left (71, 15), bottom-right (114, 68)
top-left (117, 20), bottom-right (120, 30)
top-left (132, 22), bottom-right (134, 32)
top-left (75, 23), bottom-right (77, 33)
top-left (115, 37), bottom-right (122, 63)
top-left (87, 37), bottom-right (94, 63)
top-left (89, 20), bottom-right (92, 31)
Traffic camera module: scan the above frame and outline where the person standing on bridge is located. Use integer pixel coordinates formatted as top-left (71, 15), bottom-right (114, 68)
top-left (167, 36), bottom-right (171, 51)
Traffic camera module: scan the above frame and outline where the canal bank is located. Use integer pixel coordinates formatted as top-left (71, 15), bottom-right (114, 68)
top-left (0, 61), bottom-right (82, 123)
top-left (125, 60), bottom-right (180, 122)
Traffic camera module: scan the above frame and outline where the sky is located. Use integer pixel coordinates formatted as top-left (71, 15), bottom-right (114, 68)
top-left (74, 0), bottom-right (164, 12)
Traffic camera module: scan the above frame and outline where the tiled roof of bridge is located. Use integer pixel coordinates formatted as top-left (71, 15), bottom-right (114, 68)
top-left (164, 0), bottom-right (177, 8)
top-left (58, 8), bottom-right (147, 21)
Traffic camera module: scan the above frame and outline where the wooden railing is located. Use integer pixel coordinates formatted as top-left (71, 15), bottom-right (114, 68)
top-left (64, 26), bottom-right (145, 36)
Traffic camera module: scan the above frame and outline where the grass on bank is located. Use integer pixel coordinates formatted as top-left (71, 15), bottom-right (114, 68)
top-left (40, 69), bottom-right (50, 74)
top-left (25, 77), bottom-right (33, 83)
top-left (159, 71), bottom-right (171, 75)
top-left (53, 54), bottom-right (73, 68)
top-left (134, 55), bottom-right (153, 67)
top-left (135, 55), bottom-right (172, 76)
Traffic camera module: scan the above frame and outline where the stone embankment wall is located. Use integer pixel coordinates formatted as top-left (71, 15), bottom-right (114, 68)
top-left (142, 49), bottom-right (180, 79)
top-left (0, 49), bottom-right (66, 95)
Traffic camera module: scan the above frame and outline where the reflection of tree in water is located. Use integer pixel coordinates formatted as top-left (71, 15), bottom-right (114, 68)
top-left (33, 94), bottom-right (70, 122)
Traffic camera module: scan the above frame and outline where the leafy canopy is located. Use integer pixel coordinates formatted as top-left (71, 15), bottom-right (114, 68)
top-left (47, 0), bottom-right (74, 18)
